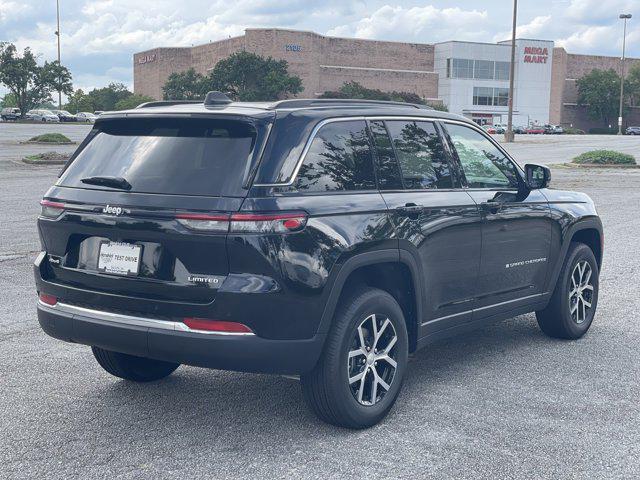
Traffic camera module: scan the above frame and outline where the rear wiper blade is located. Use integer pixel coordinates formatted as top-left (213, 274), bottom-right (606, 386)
top-left (81, 176), bottom-right (132, 190)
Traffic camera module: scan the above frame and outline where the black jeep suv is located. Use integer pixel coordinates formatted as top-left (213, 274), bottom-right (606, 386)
top-left (35, 93), bottom-right (603, 428)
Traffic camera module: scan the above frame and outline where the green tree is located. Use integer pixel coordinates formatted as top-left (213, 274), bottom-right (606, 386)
top-left (114, 93), bottom-right (154, 110)
top-left (88, 82), bottom-right (133, 111)
top-left (0, 92), bottom-right (18, 108)
top-left (626, 63), bottom-right (640, 107)
top-left (163, 68), bottom-right (210, 100)
top-left (321, 82), bottom-right (390, 100)
top-left (576, 68), bottom-right (629, 127)
top-left (0, 43), bottom-right (73, 115)
top-left (65, 89), bottom-right (95, 114)
top-left (320, 81), bottom-right (443, 109)
top-left (209, 51), bottom-right (302, 101)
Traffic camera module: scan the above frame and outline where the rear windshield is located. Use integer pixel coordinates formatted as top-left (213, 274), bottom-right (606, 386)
top-left (58, 117), bottom-right (259, 197)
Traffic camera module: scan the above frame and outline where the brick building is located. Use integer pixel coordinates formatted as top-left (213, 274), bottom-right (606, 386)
top-left (134, 28), bottom-right (640, 130)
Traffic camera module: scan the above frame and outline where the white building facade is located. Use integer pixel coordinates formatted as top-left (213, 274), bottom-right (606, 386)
top-left (434, 39), bottom-right (554, 126)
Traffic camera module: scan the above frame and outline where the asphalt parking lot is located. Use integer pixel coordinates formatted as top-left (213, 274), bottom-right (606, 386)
top-left (1, 124), bottom-right (639, 479)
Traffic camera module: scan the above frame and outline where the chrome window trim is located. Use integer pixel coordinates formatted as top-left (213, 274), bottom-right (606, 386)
top-left (38, 301), bottom-right (255, 336)
top-left (253, 115), bottom-right (523, 188)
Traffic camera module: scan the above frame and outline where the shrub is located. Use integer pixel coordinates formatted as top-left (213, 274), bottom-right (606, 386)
top-left (28, 133), bottom-right (72, 144)
top-left (563, 127), bottom-right (585, 135)
top-left (572, 150), bottom-right (636, 165)
top-left (588, 127), bottom-right (618, 135)
top-left (22, 152), bottom-right (70, 164)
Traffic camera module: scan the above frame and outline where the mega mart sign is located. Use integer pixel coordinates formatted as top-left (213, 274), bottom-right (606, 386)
top-left (523, 46), bottom-right (548, 64)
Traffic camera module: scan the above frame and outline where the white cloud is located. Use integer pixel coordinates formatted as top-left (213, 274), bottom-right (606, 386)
top-left (0, 0), bottom-right (31, 23)
top-left (566, 0), bottom-right (635, 23)
top-left (556, 25), bottom-right (618, 53)
top-left (493, 15), bottom-right (553, 43)
top-left (327, 5), bottom-right (489, 42)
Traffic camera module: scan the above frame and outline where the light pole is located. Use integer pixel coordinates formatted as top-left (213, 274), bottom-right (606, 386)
top-left (55, 0), bottom-right (61, 109)
top-left (618, 13), bottom-right (632, 135)
top-left (505, 0), bottom-right (518, 143)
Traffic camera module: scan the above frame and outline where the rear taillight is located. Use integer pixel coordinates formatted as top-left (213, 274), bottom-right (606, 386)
top-left (230, 212), bottom-right (307, 233)
top-left (183, 318), bottom-right (253, 334)
top-left (175, 213), bottom-right (230, 232)
top-left (40, 199), bottom-right (65, 218)
top-left (38, 293), bottom-right (58, 306)
top-left (176, 211), bottom-right (307, 233)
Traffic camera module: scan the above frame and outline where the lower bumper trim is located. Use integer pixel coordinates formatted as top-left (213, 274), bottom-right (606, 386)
top-left (37, 303), bottom-right (325, 375)
top-left (39, 300), bottom-right (254, 336)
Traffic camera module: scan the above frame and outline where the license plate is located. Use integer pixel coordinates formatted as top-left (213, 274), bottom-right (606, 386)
top-left (98, 242), bottom-right (142, 276)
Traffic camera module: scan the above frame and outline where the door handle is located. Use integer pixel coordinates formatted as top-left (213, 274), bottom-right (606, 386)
top-left (480, 201), bottom-right (502, 214)
top-left (397, 203), bottom-right (424, 214)
top-left (396, 203), bottom-right (424, 217)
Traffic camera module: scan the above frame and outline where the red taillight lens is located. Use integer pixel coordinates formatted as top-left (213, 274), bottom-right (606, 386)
top-left (40, 199), bottom-right (65, 218)
top-left (230, 212), bottom-right (307, 233)
top-left (39, 293), bottom-right (58, 306)
top-left (175, 213), bottom-right (230, 232)
top-left (183, 318), bottom-right (253, 334)
top-left (174, 211), bottom-right (307, 233)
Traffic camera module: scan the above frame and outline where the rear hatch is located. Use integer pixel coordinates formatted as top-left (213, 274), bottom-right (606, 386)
top-left (38, 114), bottom-right (271, 310)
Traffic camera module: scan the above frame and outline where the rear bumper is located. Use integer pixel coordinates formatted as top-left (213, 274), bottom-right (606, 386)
top-left (37, 301), bottom-right (325, 375)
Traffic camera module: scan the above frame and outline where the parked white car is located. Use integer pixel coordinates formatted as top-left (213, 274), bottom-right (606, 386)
top-left (26, 109), bottom-right (60, 122)
top-left (77, 112), bottom-right (98, 123)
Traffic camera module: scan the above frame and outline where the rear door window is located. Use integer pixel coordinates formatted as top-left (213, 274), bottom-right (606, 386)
top-left (385, 120), bottom-right (453, 189)
top-left (58, 117), bottom-right (259, 197)
top-left (294, 120), bottom-right (376, 192)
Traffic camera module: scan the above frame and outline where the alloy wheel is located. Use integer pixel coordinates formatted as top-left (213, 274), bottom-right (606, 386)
top-left (347, 314), bottom-right (398, 406)
top-left (569, 260), bottom-right (594, 324)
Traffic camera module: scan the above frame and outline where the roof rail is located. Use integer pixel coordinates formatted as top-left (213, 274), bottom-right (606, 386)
top-left (136, 100), bottom-right (202, 109)
top-left (267, 98), bottom-right (433, 110)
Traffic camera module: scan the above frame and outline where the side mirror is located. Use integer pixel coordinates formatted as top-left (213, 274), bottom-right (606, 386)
top-left (524, 163), bottom-right (551, 189)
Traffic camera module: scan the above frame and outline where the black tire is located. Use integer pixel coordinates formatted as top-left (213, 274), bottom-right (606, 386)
top-left (92, 346), bottom-right (179, 382)
top-left (536, 242), bottom-right (599, 339)
top-left (301, 287), bottom-right (409, 429)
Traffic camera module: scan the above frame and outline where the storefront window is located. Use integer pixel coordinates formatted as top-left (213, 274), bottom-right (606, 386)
top-left (493, 88), bottom-right (510, 106)
top-left (474, 60), bottom-right (494, 80)
top-left (473, 87), bottom-right (493, 106)
top-left (495, 62), bottom-right (510, 81)
top-left (449, 59), bottom-right (511, 81)
top-left (451, 58), bottom-right (474, 79)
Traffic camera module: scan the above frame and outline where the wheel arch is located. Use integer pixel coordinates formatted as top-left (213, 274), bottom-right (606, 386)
top-left (317, 249), bottom-right (424, 352)
top-left (546, 217), bottom-right (603, 295)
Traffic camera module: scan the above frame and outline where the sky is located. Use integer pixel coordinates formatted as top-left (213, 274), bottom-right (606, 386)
top-left (0, 0), bottom-right (639, 97)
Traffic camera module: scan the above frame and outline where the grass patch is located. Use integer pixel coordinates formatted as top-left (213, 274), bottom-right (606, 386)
top-left (572, 150), bottom-right (636, 166)
top-left (22, 152), bottom-right (70, 165)
top-left (27, 133), bottom-right (73, 144)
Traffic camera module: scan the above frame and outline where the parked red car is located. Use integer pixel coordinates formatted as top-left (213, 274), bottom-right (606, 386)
top-left (525, 126), bottom-right (545, 134)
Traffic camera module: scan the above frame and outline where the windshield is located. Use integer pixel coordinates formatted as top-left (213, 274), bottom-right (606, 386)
top-left (58, 117), bottom-right (261, 197)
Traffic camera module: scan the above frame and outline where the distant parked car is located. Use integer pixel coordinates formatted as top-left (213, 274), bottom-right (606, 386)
top-left (543, 124), bottom-right (564, 134)
top-left (492, 124), bottom-right (506, 134)
top-left (51, 110), bottom-right (77, 122)
top-left (77, 112), bottom-right (98, 123)
top-left (94, 111), bottom-right (104, 116)
top-left (482, 125), bottom-right (497, 134)
top-left (625, 126), bottom-right (640, 135)
top-left (525, 126), bottom-right (545, 135)
top-left (513, 125), bottom-right (526, 134)
top-left (1, 107), bottom-right (21, 121)
top-left (26, 110), bottom-right (60, 122)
